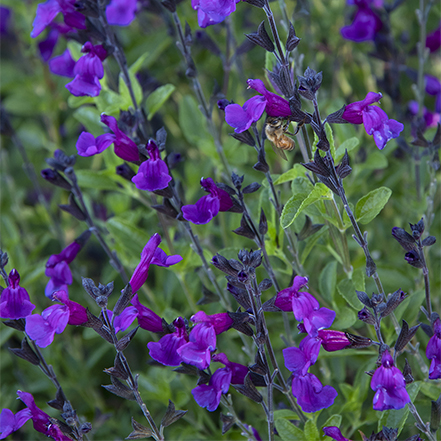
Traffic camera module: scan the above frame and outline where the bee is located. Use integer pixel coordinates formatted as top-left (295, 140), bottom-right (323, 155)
top-left (265, 116), bottom-right (295, 161)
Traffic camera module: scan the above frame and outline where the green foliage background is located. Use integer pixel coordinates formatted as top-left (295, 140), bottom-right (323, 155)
top-left (1, 0), bottom-right (440, 440)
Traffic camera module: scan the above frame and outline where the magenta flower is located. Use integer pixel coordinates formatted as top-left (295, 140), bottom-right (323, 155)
top-left (48, 48), bottom-right (76, 77)
top-left (16, 391), bottom-right (71, 440)
top-left (0, 269), bottom-right (35, 319)
top-left (283, 336), bottom-right (321, 376)
top-left (0, 408), bottom-right (31, 440)
top-left (192, 367), bottom-right (232, 411)
top-left (0, 7), bottom-right (11, 36)
top-left (371, 350), bottom-right (410, 410)
top-left (182, 177), bottom-right (233, 224)
top-left (212, 353), bottom-right (248, 384)
top-left (426, 22), bottom-right (441, 53)
top-left (76, 132), bottom-right (115, 157)
top-left (132, 140), bottom-right (172, 191)
top-left (104, 307), bottom-right (138, 334)
top-left (106, 0), bottom-right (137, 26)
top-left (147, 317), bottom-right (188, 366)
top-left (131, 294), bottom-right (163, 332)
top-left (191, 311), bottom-right (234, 335)
top-left (52, 290), bottom-right (87, 325)
top-left (38, 28), bottom-right (59, 61)
top-left (342, 92), bottom-right (404, 149)
top-left (192, 0), bottom-right (240, 28)
top-left (340, 0), bottom-right (383, 42)
top-left (317, 330), bottom-right (351, 352)
top-left (224, 79), bottom-right (290, 133)
top-left (323, 426), bottom-right (351, 441)
top-left (177, 323), bottom-right (217, 369)
top-left (66, 42), bottom-right (107, 97)
top-left (426, 318), bottom-right (441, 380)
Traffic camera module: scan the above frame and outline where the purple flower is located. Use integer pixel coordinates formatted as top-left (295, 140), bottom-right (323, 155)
top-left (66, 42), bottom-right (107, 97)
top-left (323, 426), bottom-right (351, 441)
top-left (426, 318), bottom-right (441, 380)
top-left (0, 408), bottom-right (32, 440)
top-left (212, 352), bottom-right (248, 384)
top-left (340, 0), bottom-right (383, 42)
top-left (129, 233), bottom-right (182, 293)
top-left (25, 304), bottom-right (69, 347)
top-left (342, 92), bottom-right (404, 149)
top-left (191, 311), bottom-right (234, 335)
top-left (147, 317), bottom-right (188, 366)
top-left (177, 323), bottom-right (216, 369)
top-left (224, 79), bottom-right (290, 133)
top-left (48, 48), bottom-right (76, 77)
top-left (16, 391), bottom-right (71, 440)
top-left (317, 330), bottom-right (351, 352)
top-left (192, 367), bottom-right (231, 411)
top-left (408, 101), bottom-right (440, 132)
top-left (31, 0), bottom-right (86, 38)
top-left (38, 28), bottom-right (59, 61)
top-left (52, 290), bottom-right (87, 325)
top-left (131, 294), bottom-right (163, 332)
top-left (426, 22), bottom-right (441, 53)
top-left (0, 269), bottom-right (35, 319)
top-left (76, 132), bottom-right (115, 157)
top-left (283, 336), bottom-right (322, 376)
top-left (182, 177), bottom-right (233, 224)
top-left (104, 307), bottom-right (138, 334)
top-left (191, 0), bottom-right (240, 28)
top-left (0, 7), bottom-right (11, 36)
top-left (425, 74), bottom-right (441, 96)
top-left (292, 373), bottom-right (338, 413)
top-left (106, 0), bottom-right (137, 26)
top-left (371, 350), bottom-right (410, 410)
top-left (132, 140), bottom-right (172, 191)
top-left (274, 276), bottom-right (309, 311)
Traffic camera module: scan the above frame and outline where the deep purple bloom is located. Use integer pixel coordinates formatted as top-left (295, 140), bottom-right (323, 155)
top-left (342, 92), bottom-right (404, 149)
top-left (31, 0), bottom-right (86, 38)
top-left (147, 317), bottom-right (188, 366)
top-left (371, 350), bottom-right (410, 410)
top-left (105, 307), bottom-right (138, 334)
top-left (191, 0), bottom-right (240, 28)
top-left (317, 330), bottom-right (351, 351)
top-left (212, 352), bottom-right (248, 384)
top-left (177, 323), bottom-right (216, 369)
top-left (131, 294), bottom-right (163, 332)
top-left (76, 132), bottom-right (115, 157)
top-left (191, 311), bottom-right (234, 335)
top-left (283, 336), bottom-right (321, 376)
top-left (274, 276), bottom-right (309, 311)
top-left (323, 426), bottom-right (351, 441)
top-left (38, 28), bottom-right (59, 61)
top-left (48, 48), bottom-right (76, 77)
top-left (66, 42), bottom-right (107, 97)
top-left (52, 290), bottom-right (87, 325)
top-left (426, 318), bottom-right (441, 380)
top-left (408, 101), bottom-right (440, 131)
top-left (25, 304), bottom-right (69, 347)
top-left (0, 269), bottom-right (35, 319)
top-left (132, 140), bottom-right (172, 191)
top-left (292, 373), bottom-right (338, 413)
top-left (192, 367), bottom-right (231, 411)
top-left (182, 177), bottom-right (233, 225)
top-left (0, 7), bottom-right (11, 36)
top-left (0, 408), bottom-right (32, 440)
top-left (224, 79), bottom-right (290, 133)
top-left (129, 233), bottom-right (182, 293)
top-left (106, 0), bottom-right (137, 26)
top-left (16, 391), bottom-right (71, 440)
top-left (425, 74), bottom-right (441, 96)
top-left (340, 0), bottom-right (383, 42)
top-left (426, 22), bottom-right (441, 53)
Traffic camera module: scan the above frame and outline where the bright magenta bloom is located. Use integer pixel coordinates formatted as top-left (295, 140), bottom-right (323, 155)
top-left (0, 269), bottom-right (35, 320)
top-left (427, 318), bottom-right (441, 380)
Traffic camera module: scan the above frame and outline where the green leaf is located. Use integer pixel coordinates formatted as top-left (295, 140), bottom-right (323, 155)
top-left (119, 71), bottom-right (143, 108)
top-left (334, 137), bottom-right (359, 162)
top-left (304, 419), bottom-right (319, 441)
top-left (325, 122), bottom-right (336, 158)
top-left (179, 95), bottom-right (210, 145)
top-left (274, 418), bottom-right (305, 441)
top-left (301, 226), bottom-right (329, 264)
top-left (145, 84), bottom-right (175, 120)
top-left (322, 414), bottom-right (342, 430)
top-left (281, 192), bottom-right (308, 229)
top-left (274, 410), bottom-right (300, 420)
top-left (332, 306), bottom-right (356, 329)
top-left (378, 381), bottom-right (421, 436)
top-left (73, 107), bottom-right (103, 136)
top-left (361, 150), bottom-right (388, 170)
top-left (75, 170), bottom-right (119, 191)
top-left (355, 186), bottom-right (392, 225)
top-left (94, 88), bottom-right (127, 115)
top-left (337, 278), bottom-right (363, 310)
top-left (273, 164), bottom-right (306, 185)
top-left (319, 261), bottom-right (337, 302)
top-left (352, 267), bottom-right (365, 292)
top-left (67, 95), bottom-right (95, 109)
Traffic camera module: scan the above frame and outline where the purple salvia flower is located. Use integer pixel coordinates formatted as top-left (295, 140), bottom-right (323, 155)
top-left (317, 330), bottom-right (351, 351)
top-left (425, 74), bottom-right (441, 96)
top-left (38, 28), bottom-right (59, 61)
top-left (0, 269), bottom-right (35, 319)
top-left (177, 323), bottom-right (216, 369)
top-left (212, 353), bottom-right (248, 384)
top-left (274, 276), bottom-right (309, 311)
top-left (283, 336), bottom-right (321, 377)
top-left (192, 367), bottom-right (232, 411)
top-left (150, 248), bottom-right (183, 267)
top-left (371, 350), bottom-right (410, 410)
top-left (323, 426), bottom-right (351, 441)
top-left (340, 0), bottom-right (383, 42)
top-left (247, 79), bottom-right (291, 117)
top-left (426, 22), bottom-right (441, 53)
top-left (224, 95), bottom-right (267, 133)
top-left (106, 0), bottom-right (137, 26)
top-left (52, 290), bottom-right (87, 325)
top-left (105, 307), bottom-right (138, 334)
top-left (191, 311), bottom-right (234, 335)
top-left (48, 48), bottom-right (76, 77)
top-left (303, 307), bottom-right (336, 337)
top-left (100, 114), bottom-right (140, 161)
top-left (342, 92), bottom-right (404, 149)
top-left (191, 0), bottom-right (240, 28)
top-left (131, 294), bottom-right (163, 332)
top-left (25, 304), bottom-right (70, 347)
top-left (66, 42), bottom-right (107, 97)
top-left (147, 317), bottom-right (188, 366)
top-left (182, 177), bottom-right (233, 225)
top-left (17, 391), bottom-right (71, 440)
top-left (426, 318), bottom-right (441, 380)
top-left (0, 408), bottom-right (32, 440)
top-left (0, 7), bottom-right (11, 36)
top-left (76, 132), bottom-right (115, 157)
top-left (132, 140), bottom-right (172, 191)
top-left (408, 101), bottom-right (440, 132)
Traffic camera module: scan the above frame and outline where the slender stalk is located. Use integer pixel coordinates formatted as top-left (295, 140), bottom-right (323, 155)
top-left (407, 401), bottom-right (437, 441)
top-left (219, 395), bottom-right (258, 440)
top-left (417, 238), bottom-right (432, 317)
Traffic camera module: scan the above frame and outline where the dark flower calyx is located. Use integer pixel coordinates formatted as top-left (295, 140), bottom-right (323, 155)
top-left (41, 169), bottom-right (72, 190)
top-left (229, 130), bottom-right (256, 147)
top-left (298, 67), bottom-right (323, 100)
top-left (358, 307), bottom-right (376, 325)
top-left (245, 22), bottom-right (275, 53)
top-left (404, 250), bottom-right (424, 268)
top-left (381, 289), bottom-right (407, 317)
top-left (409, 218), bottom-right (425, 240)
top-left (391, 227), bottom-right (416, 251)
top-left (211, 254), bottom-right (238, 276)
top-left (286, 22), bottom-right (300, 52)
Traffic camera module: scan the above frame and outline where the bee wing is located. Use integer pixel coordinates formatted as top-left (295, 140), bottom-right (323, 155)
top-left (270, 143), bottom-right (288, 161)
